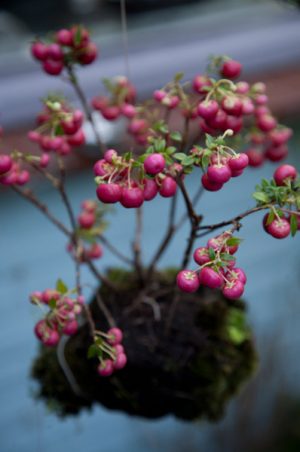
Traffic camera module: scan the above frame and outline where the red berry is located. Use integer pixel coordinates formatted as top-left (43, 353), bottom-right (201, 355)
top-left (267, 218), bottom-right (291, 239)
top-left (153, 90), bottom-right (166, 101)
top-left (257, 114), bottom-right (277, 132)
top-left (0, 155), bottom-right (13, 175)
top-left (193, 247), bottom-right (210, 265)
top-left (121, 186), bottom-right (144, 208)
top-left (43, 59), bottom-right (64, 76)
top-left (97, 359), bottom-right (114, 377)
top-left (144, 153), bottom-right (165, 175)
top-left (121, 104), bottom-right (136, 118)
top-left (78, 42), bottom-right (98, 65)
top-left (220, 59), bottom-right (242, 79)
top-left (96, 183), bottom-right (122, 203)
top-left (101, 106), bottom-right (120, 121)
top-left (192, 75), bottom-right (212, 94)
top-left (107, 327), bottom-right (123, 345)
top-left (222, 280), bottom-right (244, 299)
top-left (246, 149), bottom-right (265, 167)
top-left (199, 267), bottom-right (222, 289)
top-left (62, 320), bottom-right (78, 335)
top-left (31, 42), bottom-right (49, 61)
top-left (201, 173), bottom-right (223, 191)
top-left (87, 243), bottom-right (103, 259)
top-left (78, 211), bottom-right (95, 229)
top-left (56, 29), bottom-right (73, 46)
top-left (159, 177), bottom-right (177, 197)
top-left (265, 145), bottom-right (288, 162)
top-left (104, 149), bottom-right (118, 164)
top-left (143, 179), bottom-right (158, 201)
top-left (197, 100), bottom-right (219, 120)
top-left (228, 153), bottom-right (249, 171)
top-left (67, 129), bottom-right (85, 146)
top-left (113, 353), bottom-right (127, 370)
top-left (47, 43), bottom-right (64, 61)
top-left (230, 267), bottom-right (247, 284)
top-left (221, 97), bottom-right (243, 116)
top-left (207, 164), bottom-right (231, 184)
top-left (273, 164), bottom-right (297, 186)
top-left (176, 270), bottom-right (200, 293)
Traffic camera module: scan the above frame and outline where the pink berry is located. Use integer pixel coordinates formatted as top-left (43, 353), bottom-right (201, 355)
top-left (265, 145), bottom-right (288, 162)
top-left (103, 149), bottom-right (117, 164)
top-left (101, 106), bottom-right (120, 121)
top-left (78, 211), bottom-right (95, 229)
top-left (269, 128), bottom-right (292, 146)
top-left (47, 43), bottom-right (64, 61)
top-left (87, 243), bottom-right (103, 259)
top-left (159, 176), bottom-right (177, 197)
top-left (16, 170), bottom-right (30, 186)
top-left (97, 359), bottom-right (114, 377)
top-left (96, 183), bottom-right (122, 204)
top-left (236, 81), bottom-right (249, 94)
top-left (42, 289), bottom-right (60, 304)
top-left (193, 247), bottom-right (210, 265)
top-left (176, 270), bottom-right (200, 293)
top-left (220, 59), bottom-right (242, 79)
top-left (197, 100), bottom-right (219, 120)
top-left (31, 42), bottom-right (49, 61)
top-left (230, 268), bottom-right (247, 284)
top-left (78, 42), bottom-right (98, 65)
top-left (40, 153), bottom-right (50, 168)
top-left (0, 155), bottom-right (13, 175)
top-left (114, 344), bottom-right (124, 355)
top-left (56, 29), bottom-right (73, 46)
top-left (199, 267), bottom-right (222, 289)
top-left (113, 353), bottom-right (127, 370)
top-left (121, 103), bottom-right (136, 118)
top-left (273, 164), bottom-right (297, 186)
top-left (228, 153), bottom-right (249, 171)
top-left (43, 328), bottom-right (60, 347)
top-left (246, 149), bottom-right (264, 167)
top-left (107, 327), bottom-right (123, 345)
top-left (42, 59), bottom-right (64, 76)
top-left (267, 218), bottom-right (291, 239)
top-left (207, 109), bottom-right (227, 130)
top-left (192, 75), bottom-right (212, 94)
top-left (153, 90), bottom-right (166, 101)
top-left (257, 114), bottom-right (277, 132)
top-left (144, 153), bottom-right (165, 175)
top-left (221, 97), bottom-right (243, 116)
top-left (222, 280), bottom-right (244, 299)
top-left (62, 320), bottom-right (78, 335)
top-left (120, 186), bottom-right (144, 208)
top-left (241, 98), bottom-right (255, 115)
top-left (28, 130), bottom-right (41, 142)
top-left (207, 164), bottom-right (231, 184)
top-left (201, 173), bottom-right (223, 191)
top-left (225, 116), bottom-right (243, 134)
top-left (67, 129), bottom-right (85, 146)
top-left (143, 179), bottom-right (158, 201)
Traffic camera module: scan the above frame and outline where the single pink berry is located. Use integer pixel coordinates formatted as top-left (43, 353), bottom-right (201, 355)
top-left (56, 29), bottom-right (73, 46)
top-left (96, 183), bottom-right (122, 204)
top-left (67, 129), bottom-right (85, 147)
top-left (153, 90), bottom-right (166, 101)
top-left (42, 59), bottom-right (64, 76)
top-left (206, 109), bottom-right (227, 130)
top-left (176, 270), bottom-right (200, 293)
top-left (269, 128), bottom-right (292, 146)
top-left (78, 42), bottom-right (98, 65)
top-left (265, 145), bottom-right (288, 162)
top-left (31, 42), bottom-right (49, 61)
top-left (228, 153), bottom-right (249, 171)
top-left (121, 103), bottom-right (136, 118)
top-left (120, 186), bottom-right (144, 208)
top-left (159, 177), bottom-right (177, 197)
top-left (225, 115), bottom-right (243, 134)
top-left (113, 353), bottom-right (127, 370)
top-left (192, 75), bottom-right (212, 94)
top-left (144, 153), bottom-right (166, 175)
top-left (43, 329), bottom-right (60, 347)
top-left (246, 149), bottom-right (265, 167)
top-left (42, 289), bottom-right (60, 304)
top-left (104, 149), bottom-right (118, 163)
top-left (0, 155), bottom-right (13, 175)
top-left (28, 130), bottom-right (41, 142)
top-left (221, 97), bottom-right (243, 116)
top-left (62, 320), bottom-right (78, 336)
top-left (257, 114), bottom-right (277, 132)
top-left (207, 164), bottom-right (231, 184)
top-left (87, 243), bottom-right (103, 259)
top-left (101, 106), bottom-right (120, 121)
top-left (107, 327), bottom-right (123, 345)
top-left (230, 268), bottom-right (247, 284)
top-left (143, 179), bottom-right (158, 201)
top-left (114, 344), bottom-right (125, 355)
top-left (193, 247), bottom-right (210, 265)
top-left (201, 173), bottom-right (223, 191)
top-left (40, 153), bottom-right (50, 168)
top-left (273, 164), bottom-right (297, 186)
top-left (78, 211), bottom-right (95, 229)
top-left (47, 43), bottom-right (64, 61)
top-left (197, 100), bottom-right (219, 120)
top-left (222, 280), bottom-right (244, 299)
top-left (199, 267), bottom-right (222, 289)
top-left (16, 170), bottom-right (30, 186)
top-left (220, 59), bottom-right (242, 79)
top-left (97, 359), bottom-right (114, 377)
top-left (267, 218), bottom-right (291, 239)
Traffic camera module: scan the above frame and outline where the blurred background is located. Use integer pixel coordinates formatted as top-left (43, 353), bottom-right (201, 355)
top-left (1, 0), bottom-right (300, 451)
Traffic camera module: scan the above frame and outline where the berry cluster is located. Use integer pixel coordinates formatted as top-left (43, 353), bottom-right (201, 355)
top-left (67, 200), bottom-right (104, 261)
top-left (177, 232), bottom-right (246, 300)
top-left (260, 164), bottom-right (300, 239)
top-left (91, 76), bottom-right (136, 121)
top-left (31, 26), bottom-right (97, 76)
top-left (0, 154), bottom-right (30, 186)
top-left (31, 284), bottom-right (84, 347)
top-left (89, 327), bottom-right (127, 377)
top-left (28, 98), bottom-right (85, 156)
top-left (95, 148), bottom-right (177, 208)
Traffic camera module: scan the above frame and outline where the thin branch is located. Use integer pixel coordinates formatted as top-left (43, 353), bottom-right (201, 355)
top-left (120, 0), bottom-right (130, 79)
top-left (86, 260), bottom-right (119, 292)
top-left (132, 207), bottom-right (144, 283)
top-left (66, 65), bottom-right (106, 154)
top-left (98, 234), bottom-right (134, 266)
top-left (95, 292), bottom-right (115, 328)
top-left (11, 186), bottom-right (71, 237)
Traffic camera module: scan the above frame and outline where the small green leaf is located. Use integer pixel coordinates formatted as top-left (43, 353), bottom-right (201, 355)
top-left (48, 299), bottom-right (57, 309)
top-left (174, 152), bottom-right (187, 161)
top-left (182, 156), bottom-right (195, 166)
top-left (170, 131), bottom-right (182, 142)
top-left (290, 214), bottom-right (298, 237)
top-left (205, 134), bottom-right (214, 148)
top-left (165, 146), bottom-right (177, 155)
top-left (253, 192), bottom-right (269, 203)
top-left (56, 278), bottom-right (68, 294)
top-left (208, 248), bottom-right (216, 260)
top-left (266, 210), bottom-right (274, 225)
top-left (174, 72), bottom-right (184, 82)
top-left (226, 237), bottom-right (242, 246)
top-left (221, 253), bottom-right (236, 261)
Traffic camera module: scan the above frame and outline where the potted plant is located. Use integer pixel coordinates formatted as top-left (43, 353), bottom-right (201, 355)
top-left (1, 25), bottom-right (299, 421)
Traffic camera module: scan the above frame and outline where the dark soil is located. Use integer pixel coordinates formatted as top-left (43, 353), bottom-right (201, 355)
top-left (32, 268), bottom-right (257, 421)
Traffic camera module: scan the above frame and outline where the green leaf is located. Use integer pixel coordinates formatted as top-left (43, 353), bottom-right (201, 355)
top-left (87, 344), bottom-right (99, 359)
top-left (290, 214), bottom-right (298, 237)
top-left (74, 26), bottom-right (82, 46)
top-left (208, 248), bottom-right (216, 260)
top-left (154, 138), bottom-right (166, 153)
top-left (123, 151), bottom-right (132, 162)
top-left (182, 156), bottom-right (195, 166)
top-left (227, 326), bottom-right (247, 345)
top-left (253, 192), bottom-right (269, 203)
top-left (205, 134), bottom-right (214, 148)
top-left (170, 131), bottom-right (182, 142)
top-left (266, 210), bottom-right (274, 225)
top-left (174, 72), bottom-right (184, 82)
top-left (54, 124), bottom-right (64, 136)
top-left (48, 299), bottom-right (57, 309)
top-left (165, 146), bottom-right (177, 155)
top-left (226, 237), bottom-right (242, 246)
top-left (221, 253), bottom-right (236, 261)
top-left (174, 152), bottom-right (187, 161)
top-left (56, 278), bottom-right (68, 294)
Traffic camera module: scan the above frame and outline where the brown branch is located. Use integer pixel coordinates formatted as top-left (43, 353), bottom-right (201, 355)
top-left (66, 65), bottom-right (106, 154)
top-left (132, 207), bottom-right (144, 283)
top-left (98, 234), bottom-right (134, 266)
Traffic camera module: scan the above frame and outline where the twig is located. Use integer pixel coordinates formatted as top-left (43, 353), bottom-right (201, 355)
top-left (132, 207), bottom-right (144, 283)
top-left (95, 292), bottom-right (115, 328)
top-left (66, 65), bottom-right (106, 154)
top-left (98, 234), bottom-right (134, 266)
top-left (120, 0), bottom-right (130, 79)
top-left (86, 260), bottom-right (119, 292)
top-left (11, 186), bottom-right (71, 237)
